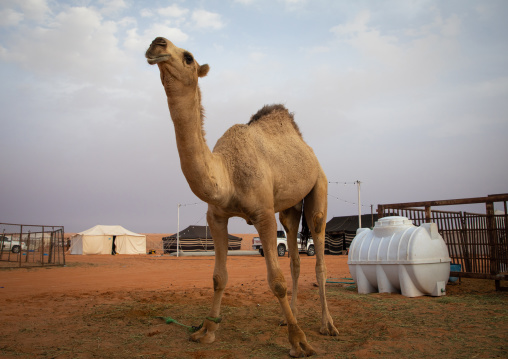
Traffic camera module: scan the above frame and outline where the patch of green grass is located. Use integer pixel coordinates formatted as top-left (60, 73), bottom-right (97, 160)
top-left (60, 284), bottom-right (508, 359)
top-left (324, 284), bottom-right (508, 358)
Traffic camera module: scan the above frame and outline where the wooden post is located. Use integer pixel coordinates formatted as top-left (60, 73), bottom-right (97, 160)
top-left (62, 227), bottom-right (66, 266)
top-left (49, 229), bottom-right (54, 264)
top-left (0, 229), bottom-right (5, 257)
top-left (25, 231), bottom-right (31, 263)
top-left (486, 202), bottom-right (499, 290)
top-left (41, 227), bottom-right (45, 266)
top-left (18, 225), bottom-right (23, 267)
top-left (425, 205), bottom-right (431, 223)
top-left (505, 201), bottom-right (508, 261)
top-left (371, 204), bottom-right (374, 228)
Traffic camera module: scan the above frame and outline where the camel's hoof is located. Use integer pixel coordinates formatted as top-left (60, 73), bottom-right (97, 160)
top-left (289, 342), bottom-right (317, 357)
top-left (199, 332), bottom-right (216, 344)
top-left (190, 326), bottom-right (216, 344)
top-left (288, 324), bottom-right (316, 357)
top-left (190, 329), bottom-right (216, 344)
top-left (189, 318), bottom-right (220, 344)
top-left (320, 321), bottom-right (339, 336)
top-left (189, 328), bottom-right (203, 342)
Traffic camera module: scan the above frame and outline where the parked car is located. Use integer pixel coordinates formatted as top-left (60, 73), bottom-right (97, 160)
top-left (252, 230), bottom-right (315, 257)
top-left (298, 235), bottom-right (315, 256)
top-left (0, 235), bottom-right (27, 253)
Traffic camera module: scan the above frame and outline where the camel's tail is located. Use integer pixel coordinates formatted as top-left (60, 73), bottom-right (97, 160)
top-left (300, 203), bottom-right (310, 250)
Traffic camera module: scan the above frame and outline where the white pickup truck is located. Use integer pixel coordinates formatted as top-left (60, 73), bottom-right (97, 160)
top-left (0, 235), bottom-right (27, 253)
top-left (252, 230), bottom-right (315, 257)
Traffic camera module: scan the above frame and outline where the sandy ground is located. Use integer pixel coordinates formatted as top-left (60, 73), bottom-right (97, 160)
top-left (1, 249), bottom-right (507, 358)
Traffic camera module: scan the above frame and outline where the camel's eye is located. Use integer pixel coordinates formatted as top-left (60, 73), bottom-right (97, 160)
top-left (184, 52), bottom-right (194, 65)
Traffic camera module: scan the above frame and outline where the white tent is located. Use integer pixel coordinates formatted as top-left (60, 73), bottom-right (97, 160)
top-left (70, 225), bottom-right (146, 255)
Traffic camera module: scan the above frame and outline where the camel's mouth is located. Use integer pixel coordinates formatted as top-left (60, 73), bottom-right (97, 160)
top-left (146, 54), bottom-right (171, 65)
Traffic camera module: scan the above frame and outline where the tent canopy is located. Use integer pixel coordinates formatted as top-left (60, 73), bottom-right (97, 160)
top-left (77, 225), bottom-right (145, 237)
top-left (70, 225), bottom-right (146, 255)
top-left (165, 225), bottom-right (241, 241)
top-left (162, 225), bottom-right (242, 253)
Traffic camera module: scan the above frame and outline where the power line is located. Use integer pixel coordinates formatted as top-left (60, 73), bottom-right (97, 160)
top-left (176, 202), bottom-right (205, 257)
top-left (179, 202), bottom-right (202, 207)
top-left (329, 181), bottom-right (360, 185)
top-left (329, 180), bottom-right (365, 227)
top-left (193, 212), bottom-right (207, 226)
top-left (328, 193), bottom-right (372, 208)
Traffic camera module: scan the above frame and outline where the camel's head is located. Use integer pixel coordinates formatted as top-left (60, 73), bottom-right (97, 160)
top-left (145, 37), bottom-right (209, 93)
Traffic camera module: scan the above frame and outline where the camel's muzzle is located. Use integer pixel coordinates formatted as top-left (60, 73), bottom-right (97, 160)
top-left (146, 54), bottom-right (171, 65)
top-left (151, 37), bottom-right (167, 47)
top-left (146, 37), bottom-right (171, 65)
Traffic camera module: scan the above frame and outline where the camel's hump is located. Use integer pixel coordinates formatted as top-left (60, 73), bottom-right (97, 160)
top-left (248, 104), bottom-right (302, 137)
top-left (248, 104), bottom-right (291, 124)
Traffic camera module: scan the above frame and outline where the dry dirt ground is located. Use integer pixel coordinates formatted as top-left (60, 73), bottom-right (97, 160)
top-left (1, 251), bottom-right (507, 358)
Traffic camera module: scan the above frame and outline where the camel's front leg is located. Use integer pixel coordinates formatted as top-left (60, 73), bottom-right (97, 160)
top-left (190, 210), bottom-right (229, 344)
top-left (279, 205), bottom-right (303, 324)
top-left (255, 212), bottom-right (316, 358)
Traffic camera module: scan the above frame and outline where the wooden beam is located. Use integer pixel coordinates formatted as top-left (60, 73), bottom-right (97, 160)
top-left (449, 272), bottom-right (508, 281)
top-left (379, 194), bottom-right (508, 210)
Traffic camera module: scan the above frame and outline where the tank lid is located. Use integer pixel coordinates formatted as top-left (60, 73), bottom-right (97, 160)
top-left (375, 216), bottom-right (413, 227)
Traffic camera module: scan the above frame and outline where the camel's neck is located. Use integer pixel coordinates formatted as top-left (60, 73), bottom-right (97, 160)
top-left (166, 89), bottom-right (224, 205)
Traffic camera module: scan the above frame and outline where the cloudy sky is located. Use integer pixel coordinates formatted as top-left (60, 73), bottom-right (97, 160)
top-left (1, 0), bottom-right (507, 234)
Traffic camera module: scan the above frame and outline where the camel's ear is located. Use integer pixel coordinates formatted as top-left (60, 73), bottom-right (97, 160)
top-left (198, 64), bottom-right (210, 77)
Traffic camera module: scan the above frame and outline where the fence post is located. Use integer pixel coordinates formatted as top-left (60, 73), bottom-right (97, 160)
top-left (505, 201), bottom-right (508, 247)
top-left (18, 225), bottom-right (23, 267)
top-left (0, 229), bottom-right (5, 257)
top-left (425, 206), bottom-right (431, 223)
top-left (485, 201), bottom-right (500, 290)
top-left (459, 212), bottom-right (472, 273)
top-left (49, 230), bottom-right (54, 264)
top-left (26, 231), bottom-right (31, 263)
top-left (41, 227), bottom-right (45, 266)
top-left (62, 228), bottom-right (66, 266)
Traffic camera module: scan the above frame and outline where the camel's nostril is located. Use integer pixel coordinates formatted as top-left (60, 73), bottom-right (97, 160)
top-left (152, 37), bottom-right (167, 47)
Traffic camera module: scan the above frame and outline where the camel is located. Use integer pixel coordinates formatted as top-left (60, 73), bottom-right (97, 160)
top-left (145, 37), bottom-right (339, 357)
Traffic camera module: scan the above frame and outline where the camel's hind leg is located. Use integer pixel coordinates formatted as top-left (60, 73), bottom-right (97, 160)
top-left (190, 208), bottom-right (229, 344)
top-left (279, 203), bottom-right (303, 324)
top-left (304, 169), bottom-right (340, 337)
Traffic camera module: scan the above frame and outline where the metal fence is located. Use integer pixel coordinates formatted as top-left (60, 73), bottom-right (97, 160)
top-left (0, 223), bottom-right (66, 268)
top-left (378, 194), bottom-right (508, 291)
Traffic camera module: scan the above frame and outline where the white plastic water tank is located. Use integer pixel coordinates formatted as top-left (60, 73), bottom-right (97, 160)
top-left (348, 216), bottom-right (451, 297)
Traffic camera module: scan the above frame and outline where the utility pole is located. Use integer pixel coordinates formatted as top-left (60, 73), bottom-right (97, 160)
top-left (371, 204), bottom-right (374, 228)
top-left (176, 202), bottom-right (202, 257)
top-left (177, 204), bottom-right (181, 257)
top-left (356, 180), bottom-right (362, 228)
top-left (328, 179), bottom-right (367, 230)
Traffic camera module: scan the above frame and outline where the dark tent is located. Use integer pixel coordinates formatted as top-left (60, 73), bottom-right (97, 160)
top-left (325, 214), bottom-right (378, 255)
top-left (162, 225), bottom-right (242, 253)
